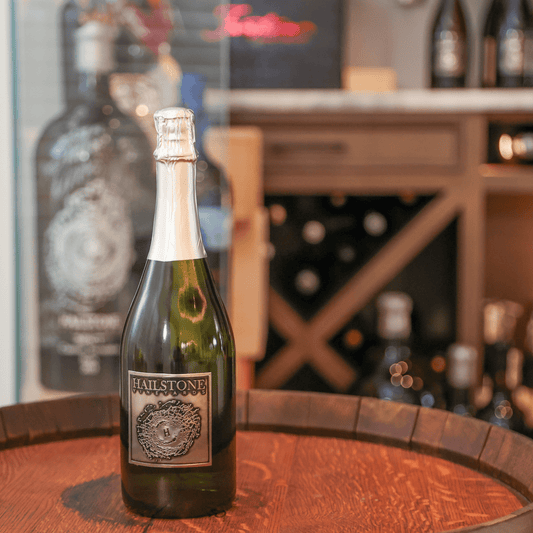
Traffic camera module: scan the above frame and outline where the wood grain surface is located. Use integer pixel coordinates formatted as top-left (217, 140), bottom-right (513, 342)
top-left (1, 390), bottom-right (533, 532)
top-left (0, 431), bottom-right (524, 533)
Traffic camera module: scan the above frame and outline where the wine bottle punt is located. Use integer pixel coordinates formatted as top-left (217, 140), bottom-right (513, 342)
top-left (119, 107), bottom-right (236, 518)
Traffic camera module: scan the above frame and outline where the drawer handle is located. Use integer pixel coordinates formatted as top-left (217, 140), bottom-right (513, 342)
top-left (270, 142), bottom-right (347, 155)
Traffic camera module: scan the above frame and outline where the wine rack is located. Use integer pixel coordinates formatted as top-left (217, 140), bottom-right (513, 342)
top-left (231, 106), bottom-right (533, 393)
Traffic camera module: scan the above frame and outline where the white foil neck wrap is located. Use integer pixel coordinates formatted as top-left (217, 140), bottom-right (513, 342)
top-left (153, 108), bottom-right (197, 162)
top-left (75, 21), bottom-right (116, 74)
top-left (148, 108), bottom-right (206, 262)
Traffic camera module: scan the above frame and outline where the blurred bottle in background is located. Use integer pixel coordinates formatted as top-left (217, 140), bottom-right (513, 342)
top-left (358, 292), bottom-right (420, 404)
top-left (513, 311), bottom-right (533, 432)
top-left (482, 0), bottom-right (532, 88)
top-left (35, 11), bottom-right (155, 392)
top-left (181, 72), bottom-right (233, 308)
top-left (445, 343), bottom-right (477, 416)
top-left (477, 300), bottom-right (525, 431)
top-left (429, 0), bottom-right (469, 88)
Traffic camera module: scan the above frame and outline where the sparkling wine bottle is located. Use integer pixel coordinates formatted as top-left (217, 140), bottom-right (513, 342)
top-left (357, 292), bottom-right (419, 404)
top-left (482, 0), bottom-right (532, 88)
top-left (119, 107), bottom-right (236, 518)
top-left (181, 72), bottom-right (232, 307)
top-left (429, 0), bottom-right (469, 88)
top-left (36, 18), bottom-right (155, 392)
top-left (445, 344), bottom-right (477, 416)
top-left (477, 300), bottom-right (525, 431)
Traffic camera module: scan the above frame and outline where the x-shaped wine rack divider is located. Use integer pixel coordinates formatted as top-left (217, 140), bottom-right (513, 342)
top-left (256, 187), bottom-right (470, 392)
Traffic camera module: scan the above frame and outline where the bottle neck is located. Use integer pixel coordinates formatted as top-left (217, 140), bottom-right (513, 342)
top-left (76, 72), bottom-right (113, 103)
top-left (439, 0), bottom-right (459, 14)
top-left (148, 159), bottom-right (207, 262)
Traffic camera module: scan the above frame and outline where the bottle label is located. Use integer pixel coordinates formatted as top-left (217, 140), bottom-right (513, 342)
top-left (54, 312), bottom-right (123, 376)
top-left (128, 371), bottom-right (212, 468)
top-left (44, 178), bottom-right (134, 311)
top-left (434, 32), bottom-right (465, 77)
top-left (500, 30), bottom-right (525, 76)
top-left (198, 206), bottom-right (232, 251)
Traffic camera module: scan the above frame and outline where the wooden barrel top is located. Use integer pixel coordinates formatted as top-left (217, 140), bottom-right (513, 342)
top-left (1, 389), bottom-right (533, 532)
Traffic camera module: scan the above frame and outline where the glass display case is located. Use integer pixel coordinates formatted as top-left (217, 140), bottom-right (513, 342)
top-left (7, 0), bottom-right (229, 404)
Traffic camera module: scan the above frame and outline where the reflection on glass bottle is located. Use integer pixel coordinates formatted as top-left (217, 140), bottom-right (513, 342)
top-left (477, 300), bottom-right (525, 431)
top-left (60, 0), bottom-right (180, 147)
top-left (429, 0), bottom-right (469, 88)
top-left (446, 344), bottom-right (477, 416)
top-left (35, 17), bottom-right (155, 392)
top-left (109, 0), bottom-right (180, 147)
top-left (181, 73), bottom-right (232, 308)
top-left (358, 292), bottom-right (419, 404)
top-left (482, 0), bottom-right (532, 88)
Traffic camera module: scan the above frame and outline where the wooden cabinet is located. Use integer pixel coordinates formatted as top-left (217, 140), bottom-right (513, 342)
top-left (230, 103), bottom-right (533, 391)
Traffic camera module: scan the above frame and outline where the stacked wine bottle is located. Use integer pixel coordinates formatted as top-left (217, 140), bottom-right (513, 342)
top-left (429, 0), bottom-right (533, 88)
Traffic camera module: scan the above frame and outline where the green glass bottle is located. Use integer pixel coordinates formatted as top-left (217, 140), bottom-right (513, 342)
top-left (119, 107), bottom-right (236, 518)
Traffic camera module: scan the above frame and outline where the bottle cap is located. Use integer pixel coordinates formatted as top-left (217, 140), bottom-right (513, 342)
top-left (75, 20), bottom-right (117, 74)
top-left (376, 291), bottom-right (413, 340)
top-left (153, 107), bottom-right (197, 162)
top-left (447, 344), bottom-right (477, 390)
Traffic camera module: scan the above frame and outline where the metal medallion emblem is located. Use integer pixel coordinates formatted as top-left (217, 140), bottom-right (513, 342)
top-left (128, 371), bottom-right (212, 468)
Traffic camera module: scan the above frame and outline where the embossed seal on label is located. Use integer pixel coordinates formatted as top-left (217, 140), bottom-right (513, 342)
top-left (128, 371), bottom-right (212, 468)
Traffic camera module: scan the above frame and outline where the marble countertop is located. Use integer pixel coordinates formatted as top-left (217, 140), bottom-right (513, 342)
top-left (206, 88), bottom-right (533, 114)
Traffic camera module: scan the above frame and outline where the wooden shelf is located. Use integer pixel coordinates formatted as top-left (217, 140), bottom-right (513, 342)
top-left (231, 108), bottom-right (533, 391)
top-left (481, 164), bottom-right (533, 193)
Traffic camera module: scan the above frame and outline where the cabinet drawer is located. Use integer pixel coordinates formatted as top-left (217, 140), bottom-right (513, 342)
top-left (264, 123), bottom-right (461, 172)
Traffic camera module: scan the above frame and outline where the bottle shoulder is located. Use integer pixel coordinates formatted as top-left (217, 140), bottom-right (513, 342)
top-left (122, 259), bottom-right (235, 368)
top-left (125, 259), bottom-right (231, 332)
top-left (432, 0), bottom-right (467, 32)
top-left (35, 102), bottom-right (153, 164)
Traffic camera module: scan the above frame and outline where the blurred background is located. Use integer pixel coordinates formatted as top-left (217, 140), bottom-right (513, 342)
top-left (4, 0), bottom-right (533, 437)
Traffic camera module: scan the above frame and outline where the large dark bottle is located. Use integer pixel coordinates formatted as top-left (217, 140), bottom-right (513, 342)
top-left (358, 292), bottom-right (419, 404)
top-left (445, 344), bottom-right (477, 416)
top-left (35, 19), bottom-right (155, 392)
top-left (482, 0), bottom-right (532, 88)
top-left (429, 0), bottom-right (469, 88)
top-left (120, 107), bottom-right (236, 518)
top-left (181, 73), bottom-right (232, 307)
top-left (477, 300), bottom-right (525, 431)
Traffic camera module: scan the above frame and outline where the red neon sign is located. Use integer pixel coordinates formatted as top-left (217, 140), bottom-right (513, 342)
top-left (203, 4), bottom-right (317, 44)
